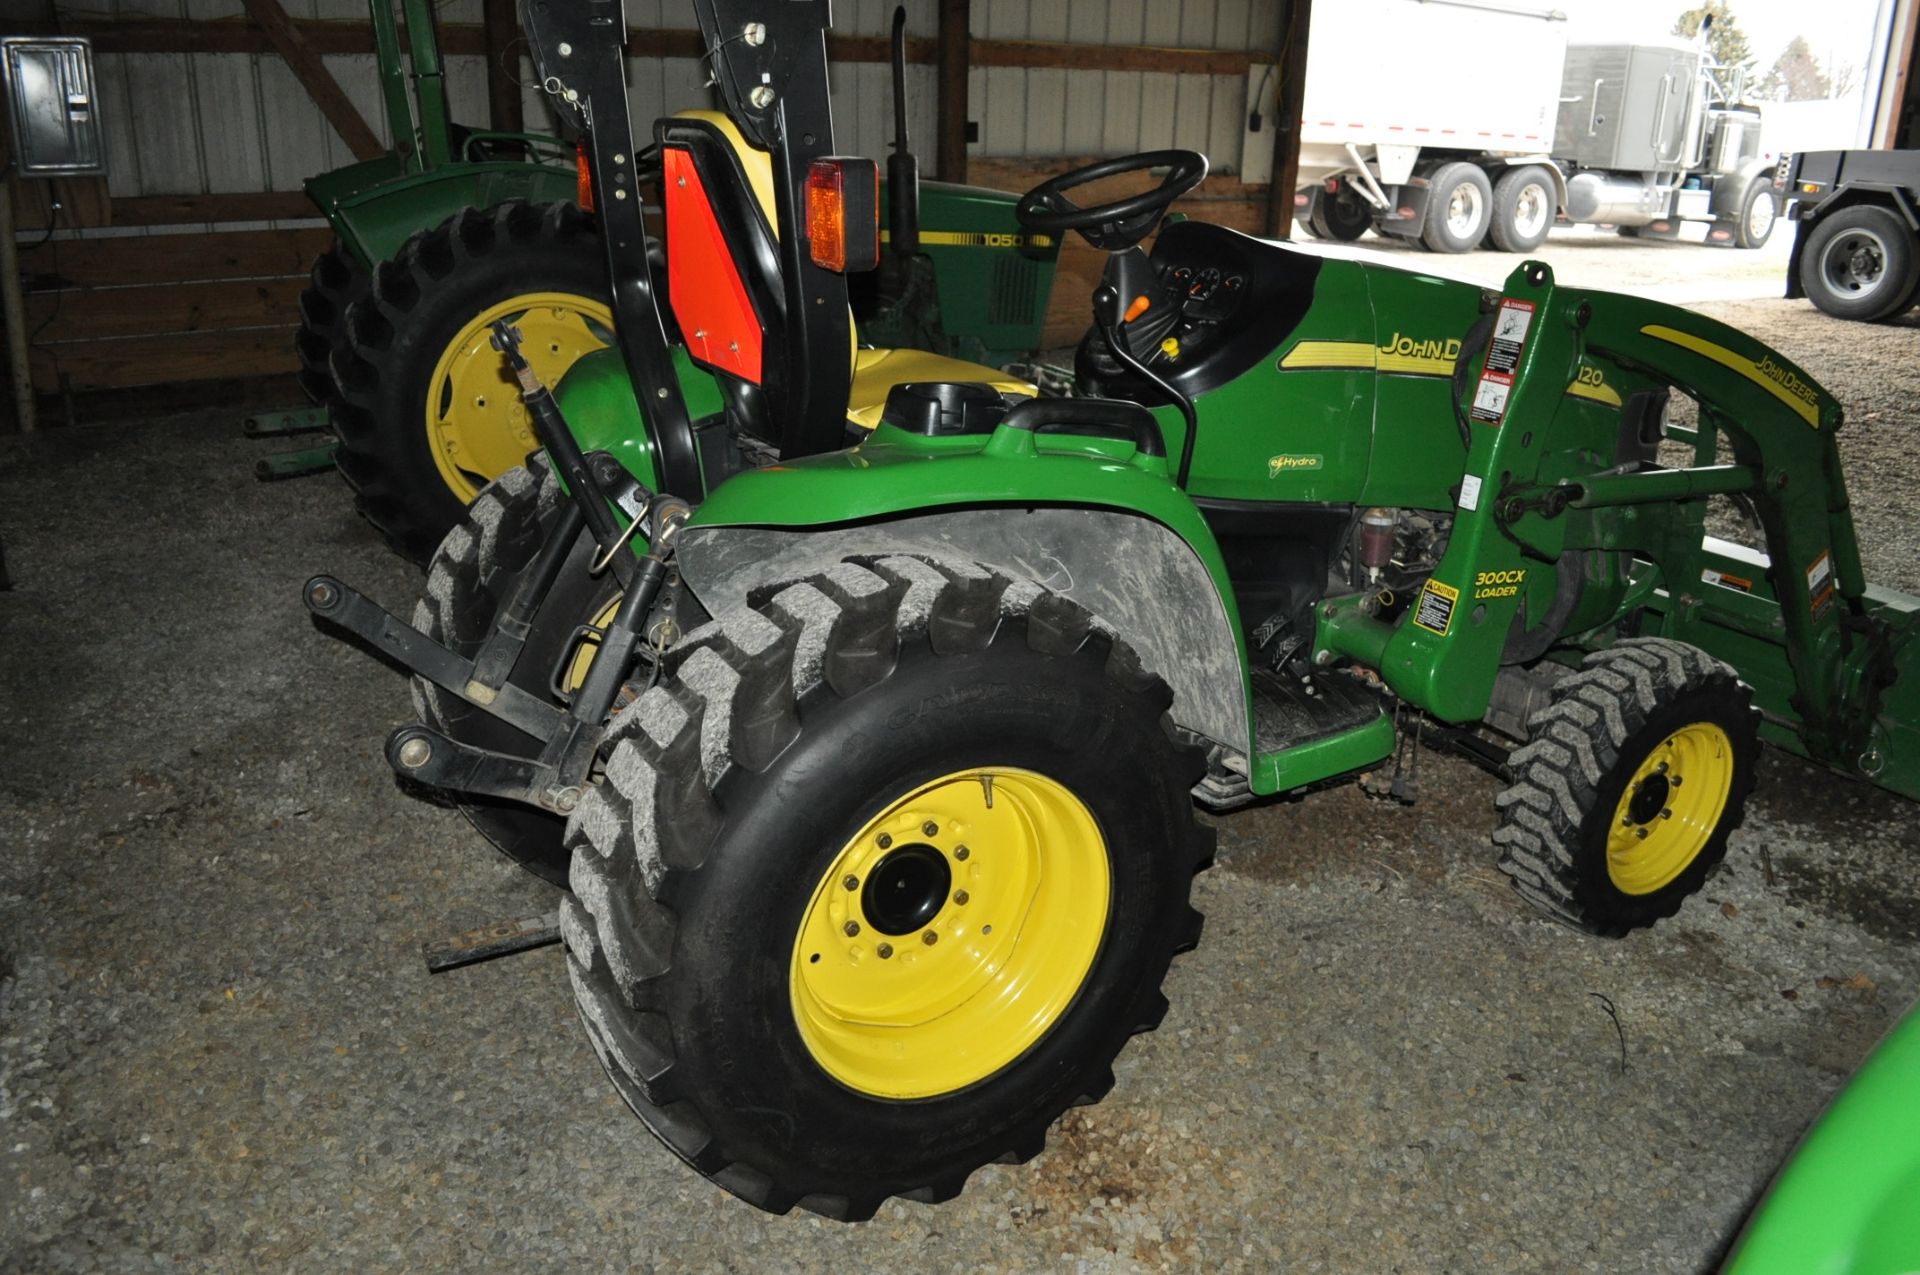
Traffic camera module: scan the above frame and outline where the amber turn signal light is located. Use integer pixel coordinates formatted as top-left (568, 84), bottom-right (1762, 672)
top-left (807, 158), bottom-right (881, 273)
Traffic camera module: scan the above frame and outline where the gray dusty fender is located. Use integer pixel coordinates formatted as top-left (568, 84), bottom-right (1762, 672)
top-left (676, 506), bottom-right (1252, 757)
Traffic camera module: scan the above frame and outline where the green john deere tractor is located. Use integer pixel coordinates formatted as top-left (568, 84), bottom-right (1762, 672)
top-left (308, 0), bottom-right (1920, 1221)
top-left (296, 1), bottom-right (1061, 561)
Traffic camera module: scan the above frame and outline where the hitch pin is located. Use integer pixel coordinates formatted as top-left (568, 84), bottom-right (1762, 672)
top-left (591, 498), bottom-right (652, 575)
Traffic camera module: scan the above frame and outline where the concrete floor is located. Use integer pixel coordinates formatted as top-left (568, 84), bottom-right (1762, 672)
top-left (3, 261), bottom-right (1918, 1271)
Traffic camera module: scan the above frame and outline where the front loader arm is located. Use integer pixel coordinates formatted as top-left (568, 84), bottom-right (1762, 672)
top-left (1319, 261), bottom-right (1877, 769)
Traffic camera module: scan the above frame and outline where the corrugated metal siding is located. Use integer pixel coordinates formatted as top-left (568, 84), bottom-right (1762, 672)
top-left (968, 0), bottom-right (1273, 170)
top-left (65, 0), bottom-right (1274, 226)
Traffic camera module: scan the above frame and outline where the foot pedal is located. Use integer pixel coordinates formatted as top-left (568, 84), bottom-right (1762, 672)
top-left (423, 911), bottom-right (561, 973)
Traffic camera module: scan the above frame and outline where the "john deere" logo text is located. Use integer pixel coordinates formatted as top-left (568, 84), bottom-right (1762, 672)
top-left (1378, 333), bottom-right (1462, 361)
top-left (1757, 356), bottom-right (1819, 408)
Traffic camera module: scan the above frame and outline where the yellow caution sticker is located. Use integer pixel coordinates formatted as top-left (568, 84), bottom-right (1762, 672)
top-left (1412, 578), bottom-right (1460, 636)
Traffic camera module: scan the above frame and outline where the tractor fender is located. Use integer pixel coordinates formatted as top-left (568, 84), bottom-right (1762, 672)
top-left (676, 505), bottom-right (1252, 757)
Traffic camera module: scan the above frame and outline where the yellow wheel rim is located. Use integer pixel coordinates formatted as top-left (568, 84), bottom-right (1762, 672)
top-left (424, 291), bottom-right (612, 505)
top-left (790, 768), bottom-right (1110, 1099)
top-left (1606, 722), bottom-right (1735, 895)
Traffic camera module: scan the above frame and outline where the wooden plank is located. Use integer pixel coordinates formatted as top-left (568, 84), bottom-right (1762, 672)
top-left (936, 0), bottom-right (969, 182)
top-left (27, 18), bottom-right (1276, 74)
top-left (114, 192), bottom-right (318, 225)
top-left (29, 326), bottom-right (301, 393)
top-left (482, 0), bottom-right (525, 133)
top-left (238, 0), bottom-right (385, 161)
top-left (1267, 0), bottom-right (1312, 237)
top-left (27, 277), bottom-right (308, 345)
top-left (22, 228), bottom-right (333, 291)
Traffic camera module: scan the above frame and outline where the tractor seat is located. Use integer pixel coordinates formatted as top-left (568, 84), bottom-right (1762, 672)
top-left (671, 111), bottom-right (1034, 427)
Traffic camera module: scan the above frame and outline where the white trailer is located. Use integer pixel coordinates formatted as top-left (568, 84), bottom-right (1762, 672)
top-left (1293, 1), bottom-right (1781, 252)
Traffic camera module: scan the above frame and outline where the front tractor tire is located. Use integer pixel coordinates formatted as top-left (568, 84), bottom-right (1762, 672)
top-left (1492, 638), bottom-right (1759, 937)
top-left (331, 201), bottom-right (612, 562)
top-left (561, 556), bottom-right (1212, 1218)
top-left (410, 459), bottom-right (621, 886)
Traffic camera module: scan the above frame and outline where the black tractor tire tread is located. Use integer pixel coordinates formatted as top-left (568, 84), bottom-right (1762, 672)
top-left (294, 242), bottom-right (370, 408)
top-left (407, 455), bottom-right (589, 886)
top-left (560, 554), bottom-right (1212, 1220)
top-left (1491, 637), bottom-right (1757, 937)
top-left (330, 199), bottom-right (603, 562)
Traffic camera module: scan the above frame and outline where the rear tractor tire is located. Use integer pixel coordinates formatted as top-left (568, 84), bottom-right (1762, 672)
top-left (1421, 162), bottom-right (1494, 253)
top-left (294, 242), bottom-right (370, 409)
top-left (410, 458), bottom-right (624, 887)
top-left (331, 200), bottom-right (613, 563)
top-left (561, 556), bottom-right (1212, 1218)
top-left (1492, 638), bottom-right (1758, 937)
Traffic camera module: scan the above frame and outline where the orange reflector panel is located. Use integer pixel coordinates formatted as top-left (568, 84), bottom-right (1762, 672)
top-left (807, 161), bottom-right (848, 271)
top-left (806, 158), bottom-right (880, 273)
top-left (575, 142), bottom-right (594, 213)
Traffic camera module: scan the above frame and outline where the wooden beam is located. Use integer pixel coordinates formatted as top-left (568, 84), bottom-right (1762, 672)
top-left (482, 0), bottom-right (526, 134)
top-left (32, 17), bottom-right (1275, 77)
top-left (238, 0), bottom-right (385, 161)
top-left (21, 228), bottom-right (332, 290)
top-left (935, 0), bottom-right (969, 183)
top-left (112, 192), bottom-right (318, 226)
top-left (1266, 0), bottom-right (1313, 239)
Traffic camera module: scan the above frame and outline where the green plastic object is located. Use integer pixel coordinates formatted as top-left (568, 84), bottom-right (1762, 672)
top-left (1724, 1001), bottom-right (1920, 1274)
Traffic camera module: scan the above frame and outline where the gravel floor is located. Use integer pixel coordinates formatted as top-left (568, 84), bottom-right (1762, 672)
top-left (3, 237), bottom-right (1918, 1273)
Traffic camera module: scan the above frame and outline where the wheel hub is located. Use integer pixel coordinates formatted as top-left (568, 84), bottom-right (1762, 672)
top-left (1606, 722), bottom-right (1735, 895)
top-left (861, 843), bottom-right (951, 935)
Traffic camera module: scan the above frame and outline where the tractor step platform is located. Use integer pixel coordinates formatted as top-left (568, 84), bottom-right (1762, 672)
top-left (1249, 666), bottom-right (1385, 754)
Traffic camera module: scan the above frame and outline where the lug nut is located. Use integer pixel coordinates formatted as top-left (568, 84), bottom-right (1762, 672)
top-left (922, 930), bottom-right (938, 945)
top-left (876, 942), bottom-right (893, 959)
top-left (842, 874), bottom-right (859, 891)
top-left (954, 845), bottom-right (970, 861)
top-left (1636, 828), bottom-right (1649, 840)
top-left (397, 737), bottom-right (432, 769)
top-left (843, 921), bottom-right (860, 937)
top-left (953, 890), bottom-right (969, 906)
top-left (923, 820), bottom-right (939, 837)
top-left (1661, 808), bottom-right (1672, 819)
top-left (877, 833), bottom-right (892, 850)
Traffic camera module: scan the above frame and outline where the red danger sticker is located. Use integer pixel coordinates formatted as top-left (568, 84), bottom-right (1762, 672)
top-left (1469, 299), bottom-right (1535, 425)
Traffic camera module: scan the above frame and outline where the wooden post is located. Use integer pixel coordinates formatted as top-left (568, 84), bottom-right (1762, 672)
top-left (936, 0), bottom-right (969, 183)
top-left (1, 172), bottom-right (34, 433)
top-left (240, 0), bottom-right (385, 161)
top-left (1265, 0), bottom-right (1312, 239)
top-left (482, 0), bottom-right (526, 135)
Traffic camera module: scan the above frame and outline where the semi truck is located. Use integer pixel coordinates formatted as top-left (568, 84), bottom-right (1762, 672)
top-left (1780, 147), bottom-right (1920, 320)
top-left (1294, 0), bottom-right (1780, 253)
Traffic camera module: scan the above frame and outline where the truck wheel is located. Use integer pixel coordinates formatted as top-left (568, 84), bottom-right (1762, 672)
top-left (293, 243), bottom-right (369, 407)
top-left (1492, 638), bottom-right (1758, 937)
top-left (410, 458), bottom-right (620, 886)
top-left (1734, 177), bottom-right (1777, 249)
top-left (1799, 205), bottom-right (1920, 321)
top-left (1307, 182), bottom-right (1372, 242)
top-left (1488, 166), bottom-right (1554, 253)
top-left (561, 556), bottom-right (1211, 1218)
top-left (331, 201), bottom-right (612, 562)
top-left (1421, 162), bottom-right (1493, 253)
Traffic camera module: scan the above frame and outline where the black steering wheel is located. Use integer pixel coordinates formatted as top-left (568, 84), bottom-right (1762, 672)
top-left (1015, 150), bottom-right (1209, 251)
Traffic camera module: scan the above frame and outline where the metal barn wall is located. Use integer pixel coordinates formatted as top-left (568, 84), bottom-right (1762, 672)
top-left (71, 0), bottom-right (1271, 231)
top-left (969, 0), bottom-right (1275, 166)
